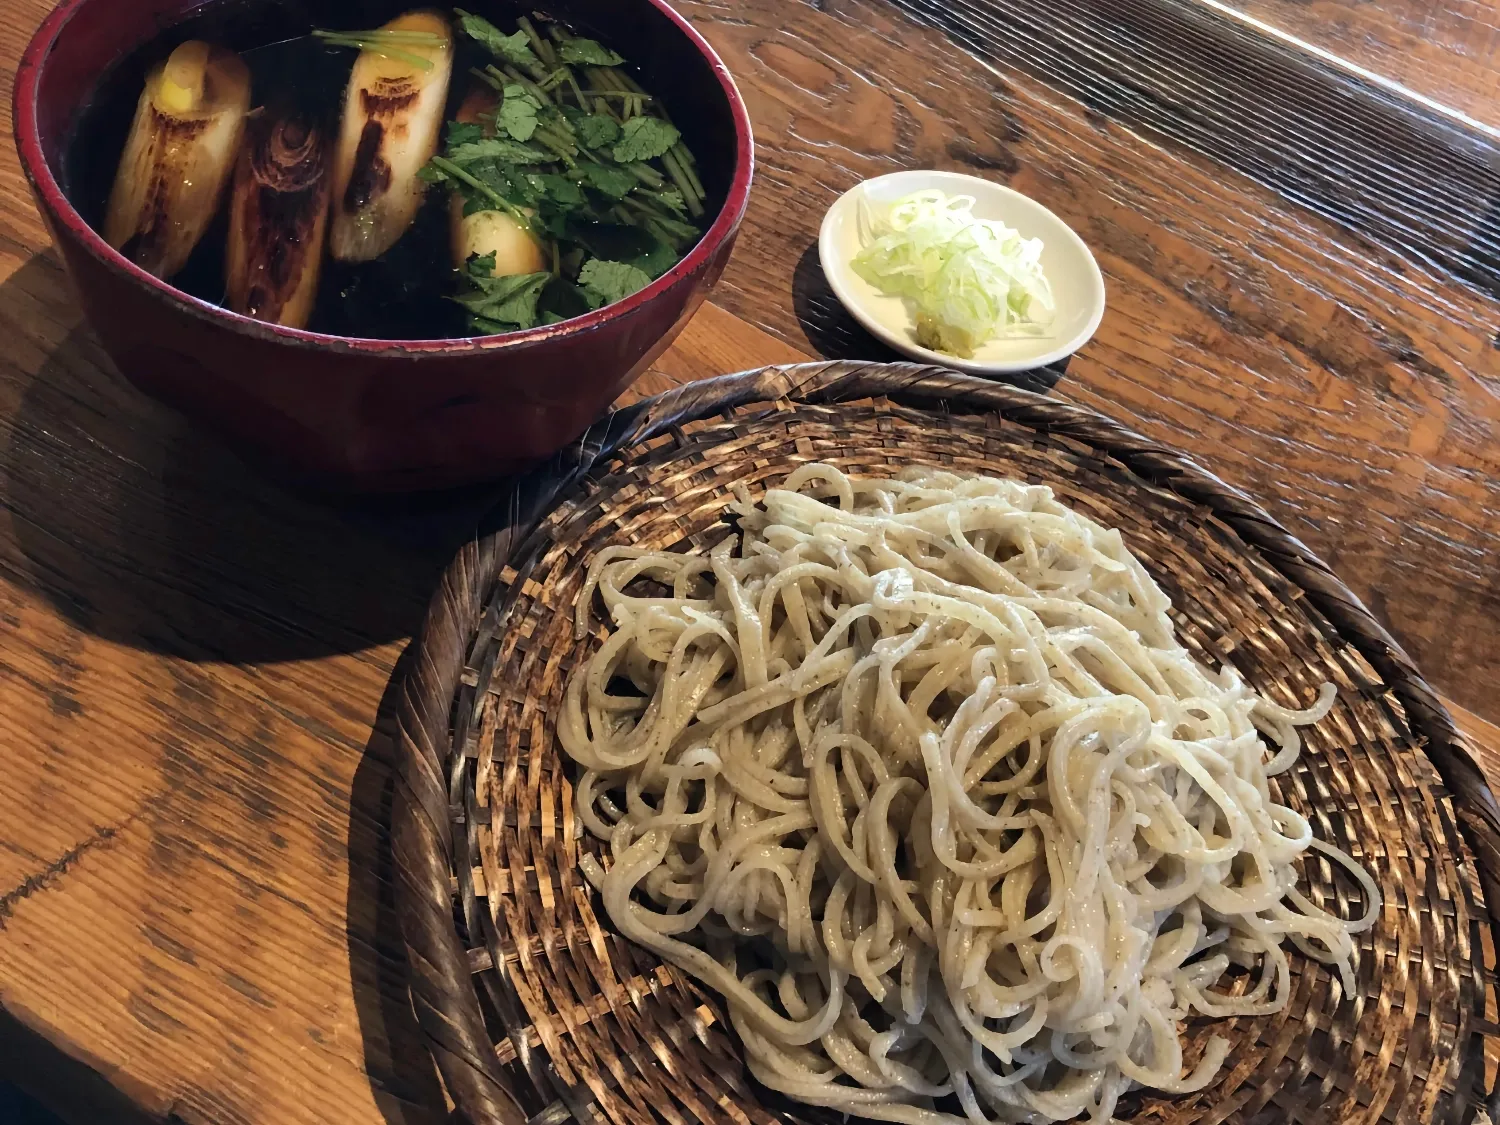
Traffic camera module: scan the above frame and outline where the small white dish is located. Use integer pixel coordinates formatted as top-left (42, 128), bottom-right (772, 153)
top-left (819, 169), bottom-right (1106, 376)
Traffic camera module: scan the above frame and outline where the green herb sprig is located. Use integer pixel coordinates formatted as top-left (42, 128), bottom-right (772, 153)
top-left (425, 10), bottom-right (709, 333)
top-left (312, 26), bottom-right (443, 69)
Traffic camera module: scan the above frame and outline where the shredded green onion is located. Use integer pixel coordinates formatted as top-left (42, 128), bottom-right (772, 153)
top-left (852, 189), bottom-right (1054, 358)
top-left (312, 27), bottom-right (446, 69)
top-left (313, 31), bottom-right (436, 69)
top-left (312, 28), bottom-right (445, 42)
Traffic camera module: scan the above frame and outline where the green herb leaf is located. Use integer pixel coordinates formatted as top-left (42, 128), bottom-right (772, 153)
top-left (572, 223), bottom-right (652, 262)
top-left (498, 85), bottom-right (541, 141)
top-left (570, 110), bottom-right (620, 150)
top-left (533, 207), bottom-right (572, 240)
top-left (454, 158), bottom-right (532, 208)
top-left (418, 160), bottom-right (451, 185)
top-left (466, 251), bottom-right (498, 279)
top-left (558, 37), bottom-right (625, 66)
top-left (462, 192), bottom-right (495, 217)
top-left (455, 9), bottom-right (541, 71)
top-left (541, 275), bottom-right (591, 321)
top-left (498, 164), bottom-right (545, 205)
top-left (457, 270), bottom-right (551, 330)
top-left (578, 162), bottom-right (637, 199)
top-left (578, 260), bottom-right (653, 309)
top-left (446, 120), bottom-right (486, 148)
top-left (630, 237), bottom-right (680, 279)
top-left (529, 173), bottom-right (586, 208)
top-left (448, 138), bottom-right (552, 166)
top-left (654, 188), bottom-right (687, 213)
top-left (612, 117), bottom-right (681, 163)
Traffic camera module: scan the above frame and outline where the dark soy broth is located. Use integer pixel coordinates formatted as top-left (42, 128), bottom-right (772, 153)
top-left (64, 0), bottom-right (723, 340)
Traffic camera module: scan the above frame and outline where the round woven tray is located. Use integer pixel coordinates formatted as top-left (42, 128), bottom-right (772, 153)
top-left (393, 361), bottom-right (1500, 1125)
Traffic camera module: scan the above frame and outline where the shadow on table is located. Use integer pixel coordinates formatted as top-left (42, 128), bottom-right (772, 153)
top-left (0, 255), bottom-right (491, 665)
top-left (0, 1083), bottom-right (67, 1125)
top-left (789, 241), bottom-right (1067, 393)
top-left (346, 643), bottom-right (453, 1125)
top-left (0, 254), bottom-right (458, 1123)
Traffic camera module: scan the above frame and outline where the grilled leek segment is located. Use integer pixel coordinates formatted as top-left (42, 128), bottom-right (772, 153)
top-left (329, 11), bottom-right (454, 261)
top-left (225, 111), bottom-right (331, 329)
top-left (104, 41), bottom-right (252, 279)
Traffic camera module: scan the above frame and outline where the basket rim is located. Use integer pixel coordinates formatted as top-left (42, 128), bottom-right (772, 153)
top-left (391, 359), bottom-right (1500, 1125)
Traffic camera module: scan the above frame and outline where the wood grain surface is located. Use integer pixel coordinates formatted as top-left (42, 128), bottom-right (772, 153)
top-left (1210, 0), bottom-right (1500, 128)
top-left (0, 0), bottom-right (1497, 1121)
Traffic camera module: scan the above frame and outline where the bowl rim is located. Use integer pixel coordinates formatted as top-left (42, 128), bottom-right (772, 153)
top-left (12, 0), bottom-right (755, 357)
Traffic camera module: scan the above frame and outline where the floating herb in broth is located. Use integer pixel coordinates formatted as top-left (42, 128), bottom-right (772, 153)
top-left (67, 2), bottom-right (708, 339)
top-left (415, 10), bottom-right (705, 333)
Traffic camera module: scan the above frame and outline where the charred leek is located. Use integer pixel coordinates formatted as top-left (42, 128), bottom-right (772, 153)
top-left (104, 41), bottom-right (251, 279)
top-left (225, 110), bottom-right (331, 329)
top-left (329, 10), bottom-right (454, 261)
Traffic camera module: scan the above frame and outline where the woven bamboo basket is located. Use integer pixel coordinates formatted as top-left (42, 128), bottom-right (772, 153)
top-left (393, 361), bottom-right (1500, 1125)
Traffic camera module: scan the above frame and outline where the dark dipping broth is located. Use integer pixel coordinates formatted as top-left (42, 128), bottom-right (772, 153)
top-left (64, 0), bottom-right (726, 340)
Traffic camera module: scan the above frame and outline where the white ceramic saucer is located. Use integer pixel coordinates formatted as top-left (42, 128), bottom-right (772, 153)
top-left (818, 169), bottom-right (1106, 376)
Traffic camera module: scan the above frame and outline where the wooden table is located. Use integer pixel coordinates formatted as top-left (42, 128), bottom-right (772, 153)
top-left (1204, 0), bottom-right (1500, 129)
top-left (2, 0), bottom-right (1499, 1121)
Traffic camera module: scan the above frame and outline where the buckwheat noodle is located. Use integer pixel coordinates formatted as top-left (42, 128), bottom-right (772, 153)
top-left (560, 465), bottom-right (1378, 1125)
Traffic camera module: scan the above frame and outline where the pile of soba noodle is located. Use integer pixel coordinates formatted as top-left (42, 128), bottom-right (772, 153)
top-left (560, 464), bottom-right (1378, 1124)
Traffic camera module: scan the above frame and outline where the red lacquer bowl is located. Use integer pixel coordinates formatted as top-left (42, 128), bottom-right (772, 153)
top-left (14, 0), bottom-right (753, 492)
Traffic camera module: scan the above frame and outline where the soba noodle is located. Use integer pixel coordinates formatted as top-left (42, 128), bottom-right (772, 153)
top-left (559, 464), bottom-right (1378, 1124)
